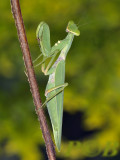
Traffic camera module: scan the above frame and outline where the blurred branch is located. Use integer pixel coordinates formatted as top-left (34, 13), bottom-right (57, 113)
top-left (10, 0), bottom-right (56, 159)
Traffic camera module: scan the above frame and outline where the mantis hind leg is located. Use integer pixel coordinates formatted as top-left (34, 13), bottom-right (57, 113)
top-left (45, 83), bottom-right (68, 96)
top-left (36, 83), bottom-right (68, 111)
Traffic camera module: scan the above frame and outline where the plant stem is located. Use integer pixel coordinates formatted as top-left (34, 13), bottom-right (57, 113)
top-left (10, 0), bottom-right (56, 159)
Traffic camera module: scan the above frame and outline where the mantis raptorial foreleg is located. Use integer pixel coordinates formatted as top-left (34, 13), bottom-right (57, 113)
top-left (34, 24), bottom-right (69, 69)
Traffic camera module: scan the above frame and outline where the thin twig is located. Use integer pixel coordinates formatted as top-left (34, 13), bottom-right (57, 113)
top-left (10, 0), bottom-right (56, 159)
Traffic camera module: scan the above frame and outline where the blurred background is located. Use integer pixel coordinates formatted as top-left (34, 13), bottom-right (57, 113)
top-left (0, 0), bottom-right (120, 159)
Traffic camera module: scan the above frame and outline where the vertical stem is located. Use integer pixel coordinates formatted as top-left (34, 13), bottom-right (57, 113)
top-left (10, 0), bottom-right (56, 159)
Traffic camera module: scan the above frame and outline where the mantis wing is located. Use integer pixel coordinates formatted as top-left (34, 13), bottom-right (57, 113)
top-left (46, 60), bottom-right (65, 151)
top-left (36, 22), bottom-right (51, 57)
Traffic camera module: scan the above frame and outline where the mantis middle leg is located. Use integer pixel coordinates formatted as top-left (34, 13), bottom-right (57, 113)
top-left (37, 83), bottom-right (68, 111)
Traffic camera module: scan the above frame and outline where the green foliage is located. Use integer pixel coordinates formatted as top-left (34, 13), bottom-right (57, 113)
top-left (0, 0), bottom-right (120, 159)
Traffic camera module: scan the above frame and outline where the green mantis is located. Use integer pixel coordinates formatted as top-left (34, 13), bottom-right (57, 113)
top-left (35, 21), bottom-right (80, 151)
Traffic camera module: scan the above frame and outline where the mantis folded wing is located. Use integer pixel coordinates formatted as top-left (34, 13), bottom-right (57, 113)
top-left (36, 21), bottom-right (80, 151)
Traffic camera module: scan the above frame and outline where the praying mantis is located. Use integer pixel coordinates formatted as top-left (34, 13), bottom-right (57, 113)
top-left (35, 21), bottom-right (80, 151)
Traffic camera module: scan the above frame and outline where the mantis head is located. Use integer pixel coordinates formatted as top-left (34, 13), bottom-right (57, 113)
top-left (66, 21), bottom-right (80, 36)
